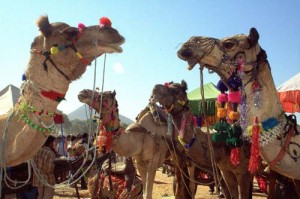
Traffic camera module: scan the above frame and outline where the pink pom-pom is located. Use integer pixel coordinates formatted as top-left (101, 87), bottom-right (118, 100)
top-left (78, 23), bottom-right (86, 30)
top-left (217, 93), bottom-right (228, 104)
top-left (228, 91), bottom-right (241, 103)
top-left (99, 17), bottom-right (112, 28)
top-left (164, 82), bottom-right (169, 87)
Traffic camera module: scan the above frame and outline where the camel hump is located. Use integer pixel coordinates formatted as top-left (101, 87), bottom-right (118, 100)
top-left (138, 112), bottom-right (169, 137)
top-left (126, 123), bottom-right (148, 133)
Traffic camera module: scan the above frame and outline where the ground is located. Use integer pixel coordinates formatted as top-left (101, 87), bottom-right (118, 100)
top-left (4, 168), bottom-right (267, 199)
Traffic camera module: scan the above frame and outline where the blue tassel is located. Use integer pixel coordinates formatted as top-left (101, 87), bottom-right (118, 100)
top-left (22, 74), bottom-right (26, 81)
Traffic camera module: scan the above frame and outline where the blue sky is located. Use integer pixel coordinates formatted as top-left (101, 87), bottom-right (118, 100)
top-left (1, 1), bottom-right (299, 121)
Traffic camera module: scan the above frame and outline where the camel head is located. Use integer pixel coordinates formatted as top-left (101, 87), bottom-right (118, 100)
top-left (78, 89), bottom-right (117, 115)
top-left (177, 28), bottom-right (266, 85)
top-left (150, 80), bottom-right (189, 114)
top-left (26, 16), bottom-right (125, 89)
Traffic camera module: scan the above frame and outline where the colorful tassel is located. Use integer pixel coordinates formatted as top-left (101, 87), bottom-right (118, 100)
top-left (230, 147), bottom-right (240, 166)
top-left (228, 91), bottom-right (241, 103)
top-left (217, 108), bottom-right (227, 119)
top-left (248, 116), bottom-right (260, 174)
top-left (216, 80), bottom-right (228, 93)
top-left (217, 93), bottom-right (228, 104)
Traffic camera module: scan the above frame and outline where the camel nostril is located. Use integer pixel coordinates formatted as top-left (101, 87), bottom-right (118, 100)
top-left (180, 48), bottom-right (193, 59)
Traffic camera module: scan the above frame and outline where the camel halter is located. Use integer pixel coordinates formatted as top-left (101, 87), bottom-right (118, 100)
top-left (33, 42), bottom-right (88, 81)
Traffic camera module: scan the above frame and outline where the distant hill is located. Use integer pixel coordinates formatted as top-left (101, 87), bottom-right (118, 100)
top-left (68, 105), bottom-right (134, 125)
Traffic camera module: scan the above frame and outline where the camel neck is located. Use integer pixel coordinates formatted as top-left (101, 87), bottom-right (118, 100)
top-left (101, 109), bottom-right (121, 133)
top-left (243, 63), bottom-right (284, 124)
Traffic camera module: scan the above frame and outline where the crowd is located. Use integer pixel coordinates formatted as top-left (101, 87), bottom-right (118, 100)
top-left (16, 133), bottom-right (93, 199)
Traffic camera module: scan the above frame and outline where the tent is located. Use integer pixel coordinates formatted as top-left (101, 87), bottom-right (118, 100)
top-left (188, 82), bottom-right (220, 126)
top-left (0, 84), bottom-right (20, 115)
top-left (277, 72), bottom-right (300, 113)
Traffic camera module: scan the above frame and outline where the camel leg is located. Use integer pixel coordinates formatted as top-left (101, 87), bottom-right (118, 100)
top-left (220, 170), bottom-right (238, 199)
top-left (293, 179), bottom-right (300, 199)
top-left (187, 163), bottom-right (197, 196)
top-left (174, 158), bottom-right (192, 199)
top-left (267, 170), bottom-right (277, 199)
top-left (136, 160), bottom-right (148, 198)
top-left (236, 173), bottom-right (253, 199)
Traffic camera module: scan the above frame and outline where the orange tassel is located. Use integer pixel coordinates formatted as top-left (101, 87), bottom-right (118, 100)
top-left (248, 116), bottom-right (260, 174)
top-left (97, 125), bottom-right (112, 152)
top-left (230, 147), bottom-right (240, 166)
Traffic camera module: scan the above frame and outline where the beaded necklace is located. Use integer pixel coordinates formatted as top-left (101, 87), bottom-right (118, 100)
top-left (17, 101), bottom-right (55, 133)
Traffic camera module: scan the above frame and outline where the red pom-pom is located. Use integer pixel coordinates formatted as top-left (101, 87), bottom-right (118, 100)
top-left (99, 17), bottom-right (112, 28)
top-left (164, 82), bottom-right (169, 87)
top-left (78, 23), bottom-right (86, 30)
top-left (217, 93), bottom-right (228, 104)
top-left (228, 91), bottom-right (241, 103)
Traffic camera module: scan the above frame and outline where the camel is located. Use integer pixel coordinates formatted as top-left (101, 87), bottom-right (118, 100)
top-left (177, 28), bottom-right (300, 197)
top-left (151, 80), bottom-right (253, 199)
top-left (0, 15), bottom-right (124, 167)
top-left (77, 89), bottom-right (170, 199)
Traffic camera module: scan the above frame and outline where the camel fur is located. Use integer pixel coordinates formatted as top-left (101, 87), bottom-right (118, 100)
top-left (177, 28), bottom-right (300, 197)
top-left (78, 89), bottom-right (170, 199)
top-left (0, 15), bottom-right (124, 167)
top-left (151, 80), bottom-right (252, 199)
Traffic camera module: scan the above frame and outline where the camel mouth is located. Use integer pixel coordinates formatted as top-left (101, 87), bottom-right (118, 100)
top-left (187, 59), bottom-right (199, 70)
top-left (77, 93), bottom-right (88, 102)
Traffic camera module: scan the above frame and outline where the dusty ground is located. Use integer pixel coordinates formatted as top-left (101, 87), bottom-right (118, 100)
top-left (4, 168), bottom-right (267, 199)
top-left (52, 168), bottom-right (267, 199)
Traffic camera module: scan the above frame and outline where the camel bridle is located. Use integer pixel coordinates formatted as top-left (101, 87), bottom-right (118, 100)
top-left (32, 41), bottom-right (88, 82)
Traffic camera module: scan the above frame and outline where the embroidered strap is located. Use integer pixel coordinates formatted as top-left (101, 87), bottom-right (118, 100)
top-left (269, 125), bottom-right (294, 167)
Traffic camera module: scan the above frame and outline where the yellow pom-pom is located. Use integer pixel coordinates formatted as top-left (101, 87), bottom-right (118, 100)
top-left (50, 46), bottom-right (59, 55)
top-left (229, 111), bottom-right (240, 120)
top-left (217, 108), bottom-right (227, 118)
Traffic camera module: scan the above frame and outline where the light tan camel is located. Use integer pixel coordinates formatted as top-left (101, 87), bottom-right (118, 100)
top-left (78, 89), bottom-right (170, 199)
top-left (151, 80), bottom-right (252, 199)
top-left (0, 15), bottom-right (124, 167)
top-left (177, 28), bottom-right (300, 196)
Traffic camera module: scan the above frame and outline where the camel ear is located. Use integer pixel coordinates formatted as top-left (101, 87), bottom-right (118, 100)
top-left (181, 80), bottom-right (188, 91)
top-left (36, 16), bottom-right (53, 37)
top-left (248, 27), bottom-right (259, 47)
top-left (112, 90), bottom-right (116, 96)
top-left (60, 27), bottom-right (79, 41)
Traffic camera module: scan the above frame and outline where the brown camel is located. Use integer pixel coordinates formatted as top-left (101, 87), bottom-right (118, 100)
top-left (177, 28), bottom-right (300, 197)
top-left (151, 80), bottom-right (252, 199)
top-left (0, 15), bottom-right (124, 167)
top-left (78, 89), bottom-right (170, 199)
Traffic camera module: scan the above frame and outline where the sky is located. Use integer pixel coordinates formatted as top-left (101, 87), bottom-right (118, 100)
top-left (0, 1), bottom-right (299, 121)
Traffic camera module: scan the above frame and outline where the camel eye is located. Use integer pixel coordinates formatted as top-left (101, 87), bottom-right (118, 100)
top-left (223, 39), bottom-right (237, 50)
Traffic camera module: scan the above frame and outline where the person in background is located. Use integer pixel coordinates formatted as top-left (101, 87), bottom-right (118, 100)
top-left (56, 135), bottom-right (67, 157)
top-left (32, 135), bottom-right (56, 199)
top-left (67, 135), bottom-right (77, 160)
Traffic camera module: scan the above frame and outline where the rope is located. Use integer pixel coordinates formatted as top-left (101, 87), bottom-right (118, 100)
top-left (153, 107), bottom-right (195, 198)
top-left (199, 67), bottom-right (222, 193)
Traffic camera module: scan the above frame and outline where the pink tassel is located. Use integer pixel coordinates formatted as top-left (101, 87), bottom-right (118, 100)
top-left (217, 93), bottom-right (228, 104)
top-left (230, 147), bottom-right (240, 166)
top-left (248, 117), bottom-right (260, 174)
top-left (228, 91), bottom-right (241, 103)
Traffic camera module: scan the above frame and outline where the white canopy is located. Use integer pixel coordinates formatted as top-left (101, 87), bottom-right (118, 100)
top-left (0, 84), bottom-right (20, 115)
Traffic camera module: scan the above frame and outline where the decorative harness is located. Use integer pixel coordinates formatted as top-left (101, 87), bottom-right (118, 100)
top-left (199, 36), bottom-right (299, 168)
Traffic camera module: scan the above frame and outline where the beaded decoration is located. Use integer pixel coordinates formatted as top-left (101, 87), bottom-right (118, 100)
top-left (20, 101), bottom-right (55, 117)
top-left (19, 113), bottom-right (55, 133)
